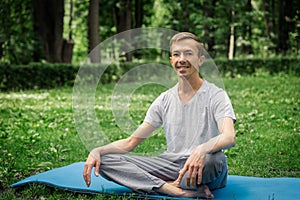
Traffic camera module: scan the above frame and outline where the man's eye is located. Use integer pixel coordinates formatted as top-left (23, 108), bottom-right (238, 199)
top-left (173, 53), bottom-right (179, 57)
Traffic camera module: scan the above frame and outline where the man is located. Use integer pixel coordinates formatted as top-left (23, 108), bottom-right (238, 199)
top-left (83, 32), bottom-right (236, 198)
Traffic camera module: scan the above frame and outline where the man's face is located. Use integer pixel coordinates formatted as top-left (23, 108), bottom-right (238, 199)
top-left (170, 39), bottom-right (203, 79)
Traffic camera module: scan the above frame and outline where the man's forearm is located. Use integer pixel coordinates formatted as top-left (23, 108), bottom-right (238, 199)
top-left (200, 117), bottom-right (236, 154)
top-left (90, 137), bottom-right (142, 157)
top-left (90, 122), bottom-right (154, 157)
top-left (200, 133), bottom-right (235, 155)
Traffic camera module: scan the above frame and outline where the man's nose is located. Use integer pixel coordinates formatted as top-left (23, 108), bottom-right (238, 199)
top-left (179, 54), bottom-right (186, 62)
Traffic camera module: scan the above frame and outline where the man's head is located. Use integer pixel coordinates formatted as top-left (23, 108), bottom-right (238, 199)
top-left (169, 32), bottom-right (205, 79)
top-left (170, 32), bottom-right (203, 57)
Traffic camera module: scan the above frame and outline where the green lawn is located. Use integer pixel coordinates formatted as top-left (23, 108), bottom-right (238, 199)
top-left (0, 73), bottom-right (299, 199)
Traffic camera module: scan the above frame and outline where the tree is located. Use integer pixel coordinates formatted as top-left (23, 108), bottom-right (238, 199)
top-left (228, 10), bottom-right (236, 59)
top-left (134, 0), bottom-right (143, 28)
top-left (33, 0), bottom-right (66, 63)
top-left (276, 0), bottom-right (299, 53)
top-left (62, 0), bottom-right (75, 63)
top-left (0, 0), bottom-right (36, 64)
top-left (262, 0), bottom-right (276, 41)
top-left (2, 0), bottom-right (300, 64)
top-left (240, 0), bottom-right (253, 54)
top-left (87, 0), bottom-right (100, 63)
top-left (202, 0), bottom-right (217, 57)
top-left (115, 0), bottom-right (132, 33)
top-left (114, 0), bottom-right (133, 61)
top-left (277, 0), bottom-right (288, 53)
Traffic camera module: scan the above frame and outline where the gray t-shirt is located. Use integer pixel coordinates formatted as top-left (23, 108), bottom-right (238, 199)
top-left (144, 80), bottom-right (236, 160)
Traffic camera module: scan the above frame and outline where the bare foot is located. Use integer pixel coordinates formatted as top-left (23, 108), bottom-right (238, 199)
top-left (163, 182), bottom-right (214, 199)
top-left (196, 184), bottom-right (214, 199)
top-left (181, 184), bottom-right (214, 199)
top-left (167, 180), bottom-right (180, 187)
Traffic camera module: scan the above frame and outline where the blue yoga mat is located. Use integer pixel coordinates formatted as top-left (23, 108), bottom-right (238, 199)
top-left (11, 162), bottom-right (300, 200)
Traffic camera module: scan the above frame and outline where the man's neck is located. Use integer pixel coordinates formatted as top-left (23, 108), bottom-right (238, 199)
top-left (178, 76), bottom-right (203, 94)
top-left (177, 76), bottom-right (203, 104)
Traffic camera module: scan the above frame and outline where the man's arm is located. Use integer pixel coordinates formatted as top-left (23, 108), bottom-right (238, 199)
top-left (204, 116), bottom-right (236, 153)
top-left (83, 122), bottom-right (155, 187)
top-left (174, 117), bottom-right (236, 188)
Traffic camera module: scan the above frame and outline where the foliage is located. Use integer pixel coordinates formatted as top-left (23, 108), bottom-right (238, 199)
top-left (0, 58), bottom-right (299, 91)
top-left (0, 0), bottom-right (37, 64)
top-left (1, 0), bottom-right (300, 64)
top-left (0, 63), bottom-right (78, 91)
top-left (0, 74), bottom-right (299, 199)
top-left (0, 62), bottom-right (140, 91)
top-left (216, 57), bottom-right (300, 77)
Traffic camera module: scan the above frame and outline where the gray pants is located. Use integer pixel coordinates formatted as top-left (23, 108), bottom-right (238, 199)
top-left (99, 151), bottom-right (227, 194)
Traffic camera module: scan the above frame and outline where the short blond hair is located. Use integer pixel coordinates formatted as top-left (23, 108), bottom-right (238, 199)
top-left (170, 32), bottom-right (203, 57)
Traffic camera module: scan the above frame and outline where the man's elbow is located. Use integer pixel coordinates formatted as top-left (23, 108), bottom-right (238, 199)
top-left (126, 136), bottom-right (143, 152)
top-left (229, 134), bottom-right (236, 148)
top-left (224, 133), bottom-right (236, 149)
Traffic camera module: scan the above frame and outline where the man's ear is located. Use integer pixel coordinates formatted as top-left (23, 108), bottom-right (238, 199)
top-left (199, 55), bottom-right (205, 66)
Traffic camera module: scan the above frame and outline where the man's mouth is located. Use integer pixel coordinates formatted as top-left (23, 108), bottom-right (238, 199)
top-left (176, 65), bottom-right (190, 69)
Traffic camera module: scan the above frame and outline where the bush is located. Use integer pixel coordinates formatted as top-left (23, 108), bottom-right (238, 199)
top-left (0, 58), bottom-right (299, 91)
top-left (0, 62), bottom-right (159, 91)
top-left (0, 63), bottom-right (78, 91)
top-left (215, 57), bottom-right (300, 77)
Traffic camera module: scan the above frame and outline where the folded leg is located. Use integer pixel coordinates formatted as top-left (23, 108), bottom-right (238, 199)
top-left (99, 154), bottom-right (181, 193)
top-left (179, 151), bottom-right (228, 191)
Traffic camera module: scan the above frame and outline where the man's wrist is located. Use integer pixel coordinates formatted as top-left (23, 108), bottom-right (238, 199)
top-left (197, 144), bottom-right (210, 155)
top-left (90, 147), bottom-right (102, 157)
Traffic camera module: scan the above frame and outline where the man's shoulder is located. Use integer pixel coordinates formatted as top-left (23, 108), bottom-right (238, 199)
top-left (158, 84), bottom-right (178, 98)
top-left (203, 80), bottom-right (225, 95)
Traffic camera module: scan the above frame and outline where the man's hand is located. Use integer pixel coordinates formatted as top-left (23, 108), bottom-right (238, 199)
top-left (82, 122), bottom-right (155, 187)
top-left (83, 149), bottom-right (101, 187)
top-left (175, 145), bottom-right (206, 188)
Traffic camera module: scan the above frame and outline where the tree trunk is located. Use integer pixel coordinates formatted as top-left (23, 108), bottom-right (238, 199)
top-left (115, 0), bottom-right (132, 33)
top-left (262, 0), bottom-right (272, 39)
top-left (228, 24), bottom-right (235, 60)
top-left (277, 0), bottom-right (289, 53)
top-left (33, 0), bottom-right (65, 63)
top-left (182, 1), bottom-right (190, 32)
top-left (114, 0), bottom-right (132, 61)
top-left (88, 0), bottom-right (100, 63)
top-left (62, 39), bottom-right (74, 63)
top-left (271, 0), bottom-right (276, 35)
top-left (134, 0), bottom-right (143, 28)
top-left (62, 0), bottom-right (74, 63)
top-left (203, 0), bottom-right (216, 57)
top-left (241, 0), bottom-right (253, 54)
top-left (227, 10), bottom-right (236, 59)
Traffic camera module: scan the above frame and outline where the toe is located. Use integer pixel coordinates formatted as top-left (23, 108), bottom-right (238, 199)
top-left (203, 185), bottom-right (214, 199)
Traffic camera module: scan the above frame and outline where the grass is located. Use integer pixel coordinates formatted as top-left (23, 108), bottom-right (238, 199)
top-left (0, 73), bottom-right (299, 199)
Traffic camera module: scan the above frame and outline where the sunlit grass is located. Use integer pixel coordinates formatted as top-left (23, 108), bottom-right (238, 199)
top-left (0, 73), bottom-right (299, 199)
top-left (224, 74), bottom-right (300, 177)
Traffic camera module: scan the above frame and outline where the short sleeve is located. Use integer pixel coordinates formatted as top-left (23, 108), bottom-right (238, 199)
top-left (143, 93), bottom-right (164, 128)
top-left (212, 90), bottom-right (236, 123)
